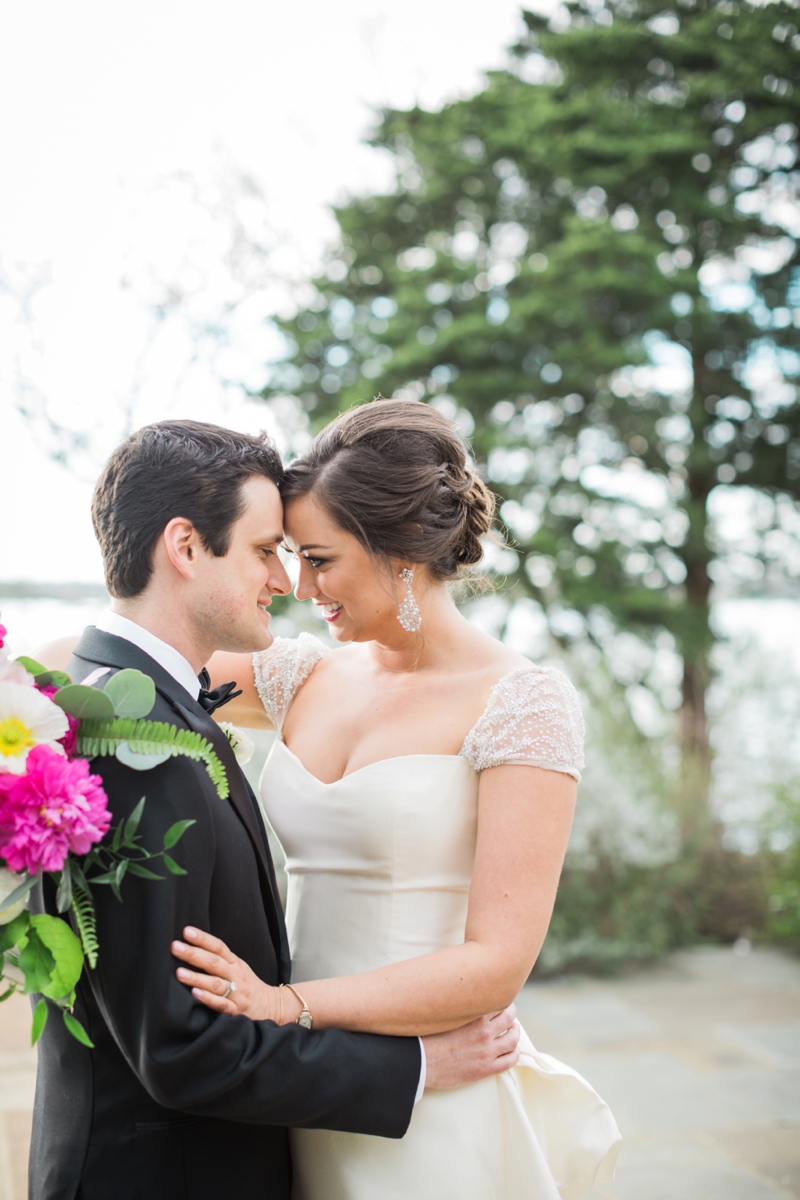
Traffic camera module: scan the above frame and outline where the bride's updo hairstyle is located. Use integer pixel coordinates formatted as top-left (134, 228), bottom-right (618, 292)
top-left (281, 399), bottom-right (496, 581)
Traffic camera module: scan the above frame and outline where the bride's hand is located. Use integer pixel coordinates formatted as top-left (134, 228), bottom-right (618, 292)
top-left (172, 927), bottom-right (281, 1022)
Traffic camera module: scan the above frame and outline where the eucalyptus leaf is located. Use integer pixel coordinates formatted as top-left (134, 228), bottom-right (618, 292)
top-left (30, 914), bottom-right (84, 1000)
top-left (63, 1010), bottom-right (94, 1048)
top-left (31, 997), bottom-right (48, 1045)
top-left (54, 685), bottom-right (115, 721)
top-left (115, 742), bottom-right (172, 771)
top-left (104, 669), bottom-right (156, 719)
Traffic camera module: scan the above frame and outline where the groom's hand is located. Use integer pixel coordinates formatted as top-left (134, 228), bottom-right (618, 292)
top-left (422, 1005), bottom-right (520, 1090)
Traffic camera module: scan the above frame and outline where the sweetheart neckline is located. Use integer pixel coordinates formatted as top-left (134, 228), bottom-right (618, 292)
top-left (270, 738), bottom-right (475, 787)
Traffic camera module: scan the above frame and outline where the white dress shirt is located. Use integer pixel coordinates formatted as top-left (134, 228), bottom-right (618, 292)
top-left (94, 610), bottom-right (200, 699)
top-left (92, 609), bottom-right (427, 1101)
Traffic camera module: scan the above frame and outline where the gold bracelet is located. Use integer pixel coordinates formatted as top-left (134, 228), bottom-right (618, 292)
top-left (284, 983), bottom-right (313, 1030)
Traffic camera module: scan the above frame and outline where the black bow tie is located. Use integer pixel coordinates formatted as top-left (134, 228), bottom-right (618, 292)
top-left (197, 668), bottom-right (243, 716)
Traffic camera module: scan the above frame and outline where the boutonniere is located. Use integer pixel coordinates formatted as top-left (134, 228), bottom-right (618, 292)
top-left (218, 722), bottom-right (255, 767)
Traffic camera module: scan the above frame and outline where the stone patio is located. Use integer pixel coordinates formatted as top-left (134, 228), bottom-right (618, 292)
top-left (2, 944), bottom-right (798, 1198)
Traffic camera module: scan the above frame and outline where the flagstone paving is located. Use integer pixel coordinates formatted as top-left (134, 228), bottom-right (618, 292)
top-left (1, 943), bottom-right (798, 1198)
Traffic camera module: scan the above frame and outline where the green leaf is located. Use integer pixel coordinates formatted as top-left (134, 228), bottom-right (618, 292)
top-left (54, 685), bottom-right (115, 720)
top-left (125, 862), bottom-right (164, 881)
top-left (85, 869), bottom-right (119, 886)
top-left (29, 914), bottom-right (84, 1000)
top-left (0, 984), bottom-right (17, 1003)
top-left (15, 656), bottom-right (46, 676)
top-left (18, 928), bottom-right (57, 995)
top-left (31, 997), bottom-right (48, 1045)
top-left (34, 670), bottom-right (72, 689)
top-left (114, 860), bottom-right (129, 890)
top-left (63, 1010), bottom-right (94, 1048)
top-left (123, 797), bottom-right (146, 844)
top-left (103, 669), bottom-right (156, 720)
top-left (162, 819), bottom-right (196, 850)
top-left (162, 854), bottom-right (187, 876)
top-left (0, 912), bottom-right (30, 954)
top-left (55, 861), bottom-right (73, 914)
top-left (115, 742), bottom-right (172, 771)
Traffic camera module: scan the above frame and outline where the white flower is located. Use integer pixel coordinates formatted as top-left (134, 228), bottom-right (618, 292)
top-left (0, 867), bottom-right (28, 924)
top-left (0, 658), bottom-right (34, 687)
top-left (218, 722), bottom-right (255, 767)
top-left (0, 682), bottom-right (69, 774)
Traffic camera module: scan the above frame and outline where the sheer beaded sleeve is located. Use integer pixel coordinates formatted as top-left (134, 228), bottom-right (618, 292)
top-left (460, 666), bottom-right (585, 781)
top-left (252, 633), bottom-right (329, 731)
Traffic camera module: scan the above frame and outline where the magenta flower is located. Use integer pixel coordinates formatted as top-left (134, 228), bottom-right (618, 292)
top-left (0, 745), bottom-right (111, 873)
top-left (36, 684), bottom-right (80, 757)
top-left (0, 625), bottom-right (6, 650)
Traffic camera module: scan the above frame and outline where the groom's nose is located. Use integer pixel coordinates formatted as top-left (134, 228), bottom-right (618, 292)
top-left (269, 557), bottom-right (292, 596)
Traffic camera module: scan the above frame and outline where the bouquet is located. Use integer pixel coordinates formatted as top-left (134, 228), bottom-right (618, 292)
top-left (0, 618), bottom-right (228, 1046)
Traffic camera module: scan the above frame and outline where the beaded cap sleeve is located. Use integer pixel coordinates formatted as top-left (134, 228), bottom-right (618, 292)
top-left (460, 666), bottom-right (585, 781)
top-left (252, 633), bottom-right (329, 731)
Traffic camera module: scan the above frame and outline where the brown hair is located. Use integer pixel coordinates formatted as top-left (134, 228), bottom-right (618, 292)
top-left (92, 419), bottom-right (283, 598)
top-left (281, 399), bottom-right (495, 580)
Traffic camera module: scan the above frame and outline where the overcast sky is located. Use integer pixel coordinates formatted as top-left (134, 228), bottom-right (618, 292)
top-left (0, 0), bottom-right (530, 583)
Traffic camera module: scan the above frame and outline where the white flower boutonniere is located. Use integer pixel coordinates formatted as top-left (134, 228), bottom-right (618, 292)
top-left (219, 722), bottom-right (255, 767)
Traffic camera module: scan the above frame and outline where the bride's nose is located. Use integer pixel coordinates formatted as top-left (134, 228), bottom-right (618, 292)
top-left (294, 559), bottom-right (319, 601)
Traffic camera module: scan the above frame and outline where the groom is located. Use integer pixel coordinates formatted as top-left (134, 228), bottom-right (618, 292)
top-left (31, 420), bottom-right (519, 1200)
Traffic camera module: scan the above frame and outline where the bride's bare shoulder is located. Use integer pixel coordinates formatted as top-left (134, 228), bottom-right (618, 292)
top-left (33, 636), bottom-right (79, 672)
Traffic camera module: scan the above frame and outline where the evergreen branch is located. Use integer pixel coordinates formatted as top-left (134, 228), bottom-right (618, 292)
top-left (76, 719), bottom-right (229, 799)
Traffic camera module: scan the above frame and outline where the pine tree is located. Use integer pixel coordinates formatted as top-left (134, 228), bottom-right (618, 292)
top-left (263, 0), bottom-right (800, 819)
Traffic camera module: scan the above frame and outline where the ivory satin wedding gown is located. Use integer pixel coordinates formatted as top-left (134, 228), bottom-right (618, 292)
top-left (254, 634), bottom-right (621, 1200)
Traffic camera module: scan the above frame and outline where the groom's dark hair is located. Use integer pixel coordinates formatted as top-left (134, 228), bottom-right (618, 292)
top-left (92, 419), bottom-right (284, 598)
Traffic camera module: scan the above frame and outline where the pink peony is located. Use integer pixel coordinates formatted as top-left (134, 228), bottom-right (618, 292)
top-left (0, 745), bottom-right (111, 873)
top-left (36, 684), bottom-right (80, 757)
top-left (0, 625), bottom-right (6, 650)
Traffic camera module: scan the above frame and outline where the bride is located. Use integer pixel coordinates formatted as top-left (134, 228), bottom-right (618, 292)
top-left (171, 398), bottom-right (620, 1200)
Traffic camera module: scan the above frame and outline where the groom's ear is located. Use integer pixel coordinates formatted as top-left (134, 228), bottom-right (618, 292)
top-left (162, 517), bottom-right (203, 580)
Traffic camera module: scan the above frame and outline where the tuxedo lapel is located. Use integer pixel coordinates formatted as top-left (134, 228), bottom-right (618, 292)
top-left (175, 700), bottom-right (290, 980)
top-left (71, 627), bottom-right (199, 710)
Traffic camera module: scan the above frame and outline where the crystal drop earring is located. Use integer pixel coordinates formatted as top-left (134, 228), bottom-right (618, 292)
top-left (397, 567), bottom-right (422, 633)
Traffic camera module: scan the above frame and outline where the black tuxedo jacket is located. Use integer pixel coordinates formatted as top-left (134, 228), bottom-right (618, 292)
top-left (30, 628), bottom-right (420, 1200)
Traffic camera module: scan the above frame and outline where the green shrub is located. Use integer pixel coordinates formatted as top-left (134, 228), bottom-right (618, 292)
top-left (536, 839), bottom-right (773, 976)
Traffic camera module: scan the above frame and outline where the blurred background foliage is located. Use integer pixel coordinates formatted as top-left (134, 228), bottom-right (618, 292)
top-left (253, 0), bottom-right (800, 968)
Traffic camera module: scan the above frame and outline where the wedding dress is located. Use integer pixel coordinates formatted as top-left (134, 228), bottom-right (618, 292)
top-left (254, 634), bottom-right (621, 1200)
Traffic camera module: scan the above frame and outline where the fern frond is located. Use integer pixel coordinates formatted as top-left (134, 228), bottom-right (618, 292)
top-left (76, 719), bottom-right (229, 799)
top-left (71, 883), bottom-right (99, 970)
